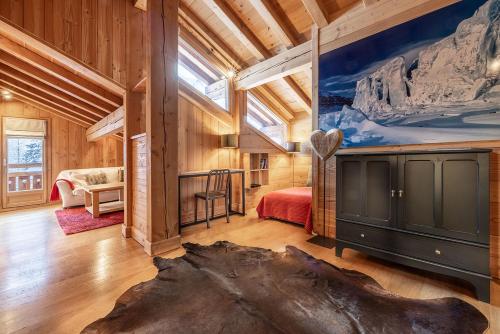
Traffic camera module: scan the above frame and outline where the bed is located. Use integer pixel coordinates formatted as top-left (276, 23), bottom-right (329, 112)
top-left (256, 187), bottom-right (313, 233)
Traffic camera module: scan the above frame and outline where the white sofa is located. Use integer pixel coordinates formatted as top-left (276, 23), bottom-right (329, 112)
top-left (55, 167), bottom-right (124, 208)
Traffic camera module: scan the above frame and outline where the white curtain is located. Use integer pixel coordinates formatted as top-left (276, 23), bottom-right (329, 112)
top-left (4, 117), bottom-right (47, 137)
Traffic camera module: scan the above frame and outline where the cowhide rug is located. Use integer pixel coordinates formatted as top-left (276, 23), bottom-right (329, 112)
top-left (82, 241), bottom-right (488, 334)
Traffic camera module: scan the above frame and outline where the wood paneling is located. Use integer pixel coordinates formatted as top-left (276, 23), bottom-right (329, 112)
top-left (244, 153), bottom-right (293, 209)
top-left (178, 94), bottom-right (239, 223)
top-left (0, 100), bottom-right (123, 210)
top-left (131, 133), bottom-right (147, 246)
top-left (0, 0), bottom-right (127, 85)
top-left (290, 113), bottom-right (312, 187)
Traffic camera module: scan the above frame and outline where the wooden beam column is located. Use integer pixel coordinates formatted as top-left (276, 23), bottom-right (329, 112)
top-left (123, 0), bottom-right (147, 240)
top-left (144, 0), bottom-right (180, 255)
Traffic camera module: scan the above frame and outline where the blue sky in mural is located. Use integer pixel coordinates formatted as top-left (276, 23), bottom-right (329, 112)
top-left (318, 0), bottom-right (500, 147)
top-left (319, 0), bottom-right (484, 102)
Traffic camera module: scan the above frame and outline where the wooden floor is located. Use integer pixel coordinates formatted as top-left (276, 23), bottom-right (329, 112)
top-left (0, 206), bottom-right (499, 333)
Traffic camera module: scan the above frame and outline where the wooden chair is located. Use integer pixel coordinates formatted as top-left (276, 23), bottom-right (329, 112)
top-left (194, 169), bottom-right (232, 228)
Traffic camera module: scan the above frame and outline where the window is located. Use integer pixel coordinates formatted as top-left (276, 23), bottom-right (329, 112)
top-left (7, 137), bottom-right (44, 192)
top-left (178, 45), bottom-right (229, 110)
top-left (247, 93), bottom-right (288, 147)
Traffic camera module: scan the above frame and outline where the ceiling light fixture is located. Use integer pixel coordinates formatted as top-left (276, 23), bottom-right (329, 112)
top-left (226, 69), bottom-right (236, 79)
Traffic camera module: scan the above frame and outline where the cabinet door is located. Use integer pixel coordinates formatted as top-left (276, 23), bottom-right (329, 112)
top-left (440, 153), bottom-right (489, 244)
top-left (336, 157), bottom-right (363, 220)
top-left (398, 154), bottom-right (438, 233)
top-left (336, 155), bottom-right (397, 226)
top-left (364, 156), bottom-right (398, 226)
top-left (398, 153), bottom-right (489, 244)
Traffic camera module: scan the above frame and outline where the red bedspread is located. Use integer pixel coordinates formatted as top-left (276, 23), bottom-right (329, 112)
top-left (256, 187), bottom-right (313, 233)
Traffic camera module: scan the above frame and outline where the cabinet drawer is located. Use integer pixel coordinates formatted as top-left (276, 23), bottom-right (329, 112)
top-left (337, 220), bottom-right (489, 275)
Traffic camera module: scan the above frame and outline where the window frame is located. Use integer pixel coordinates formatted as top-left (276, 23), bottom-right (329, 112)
top-left (177, 44), bottom-right (230, 111)
top-left (246, 92), bottom-right (289, 148)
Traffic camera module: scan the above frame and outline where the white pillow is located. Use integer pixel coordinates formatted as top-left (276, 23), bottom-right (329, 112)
top-left (70, 172), bottom-right (89, 186)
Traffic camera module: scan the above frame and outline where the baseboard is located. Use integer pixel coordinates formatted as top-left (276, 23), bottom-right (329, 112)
top-left (131, 226), bottom-right (146, 246)
top-left (122, 224), bottom-right (132, 238)
top-left (144, 235), bottom-right (181, 256)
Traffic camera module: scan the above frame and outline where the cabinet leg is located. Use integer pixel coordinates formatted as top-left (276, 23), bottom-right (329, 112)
top-left (472, 277), bottom-right (490, 303)
top-left (335, 245), bottom-right (344, 258)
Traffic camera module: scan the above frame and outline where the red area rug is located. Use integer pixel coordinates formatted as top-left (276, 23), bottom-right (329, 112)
top-left (55, 207), bottom-right (123, 235)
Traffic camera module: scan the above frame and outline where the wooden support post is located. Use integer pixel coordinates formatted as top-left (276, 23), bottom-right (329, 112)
top-left (144, 0), bottom-right (181, 255)
top-left (311, 24), bottom-right (322, 236)
top-left (123, 1), bottom-right (146, 240)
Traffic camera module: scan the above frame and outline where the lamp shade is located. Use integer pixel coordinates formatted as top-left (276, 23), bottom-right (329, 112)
top-left (220, 134), bottom-right (239, 148)
top-left (286, 141), bottom-right (301, 153)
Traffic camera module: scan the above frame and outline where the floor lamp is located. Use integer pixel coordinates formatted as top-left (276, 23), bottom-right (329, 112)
top-left (307, 129), bottom-right (343, 249)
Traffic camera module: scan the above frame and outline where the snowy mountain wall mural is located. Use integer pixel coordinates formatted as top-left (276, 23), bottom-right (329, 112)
top-left (319, 0), bottom-right (500, 147)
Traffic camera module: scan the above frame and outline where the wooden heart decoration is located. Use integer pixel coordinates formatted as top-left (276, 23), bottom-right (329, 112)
top-left (310, 129), bottom-right (343, 160)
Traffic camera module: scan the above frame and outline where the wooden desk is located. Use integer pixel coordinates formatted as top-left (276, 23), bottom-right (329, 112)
top-left (178, 169), bottom-right (245, 230)
top-left (81, 182), bottom-right (125, 218)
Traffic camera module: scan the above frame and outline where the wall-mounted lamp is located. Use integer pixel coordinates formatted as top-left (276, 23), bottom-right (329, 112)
top-left (220, 134), bottom-right (239, 148)
top-left (1, 90), bottom-right (12, 101)
top-left (286, 141), bottom-right (301, 154)
top-left (287, 141), bottom-right (302, 186)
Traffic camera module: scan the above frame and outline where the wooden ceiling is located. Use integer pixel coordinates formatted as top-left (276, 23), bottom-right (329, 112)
top-left (180, 0), bottom-right (359, 116)
top-left (0, 0), bottom-right (363, 130)
top-left (0, 16), bottom-right (124, 128)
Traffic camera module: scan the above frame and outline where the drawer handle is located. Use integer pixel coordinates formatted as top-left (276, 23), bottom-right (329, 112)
top-left (398, 190), bottom-right (404, 198)
top-left (435, 249), bottom-right (441, 255)
top-left (360, 233), bottom-right (365, 238)
top-left (391, 190), bottom-right (396, 198)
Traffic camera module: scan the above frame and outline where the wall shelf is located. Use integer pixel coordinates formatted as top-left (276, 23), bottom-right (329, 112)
top-left (243, 153), bottom-right (269, 189)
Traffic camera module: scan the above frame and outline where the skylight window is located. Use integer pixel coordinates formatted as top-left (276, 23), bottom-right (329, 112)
top-left (247, 93), bottom-right (288, 147)
top-left (178, 45), bottom-right (228, 111)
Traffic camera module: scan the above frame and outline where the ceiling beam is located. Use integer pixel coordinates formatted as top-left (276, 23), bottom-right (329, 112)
top-left (179, 27), bottom-right (230, 76)
top-left (203, 0), bottom-right (310, 113)
top-left (0, 75), bottom-right (100, 124)
top-left (300, 0), bottom-right (329, 28)
top-left (0, 17), bottom-right (125, 96)
top-left (0, 85), bottom-right (93, 127)
top-left (0, 51), bottom-right (116, 113)
top-left (0, 35), bottom-right (123, 107)
top-left (87, 106), bottom-right (124, 142)
top-left (0, 63), bottom-right (108, 119)
top-left (319, 0), bottom-right (456, 54)
top-left (178, 3), bottom-right (242, 71)
top-left (252, 86), bottom-right (294, 121)
top-left (362, 0), bottom-right (378, 7)
top-left (282, 77), bottom-right (312, 114)
top-left (235, 41), bottom-right (311, 90)
top-left (134, 0), bottom-right (147, 11)
top-left (203, 0), bottom-right (270, 61)
top-left (248, 0), bottom-right (299, 48)
top-left (237, 0), bottom-right (457, 89)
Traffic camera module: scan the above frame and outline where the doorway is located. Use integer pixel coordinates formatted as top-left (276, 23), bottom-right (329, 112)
top-left (2, 117), bottom-right (47, 208)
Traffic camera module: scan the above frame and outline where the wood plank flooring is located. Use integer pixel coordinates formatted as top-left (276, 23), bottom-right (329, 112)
top-left (0, 205), bottom-right (499, 333)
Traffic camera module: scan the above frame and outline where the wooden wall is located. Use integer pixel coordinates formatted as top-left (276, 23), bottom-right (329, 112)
top-left (178, 94), bottom-right (241, 223)
top-left (290, 113), bottom-right (312, 187)
top-left (244, 153), bottom-right (294, 209)
top-left (130, 133), bottom-right (147, 245)
top-left (0, 0), bottom-right (127, 84)
top-left (0, 100), bottom-right (123, 209)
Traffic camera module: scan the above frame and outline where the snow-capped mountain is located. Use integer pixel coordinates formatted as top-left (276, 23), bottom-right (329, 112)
top-left (350, 0), bottom-right (499, 120)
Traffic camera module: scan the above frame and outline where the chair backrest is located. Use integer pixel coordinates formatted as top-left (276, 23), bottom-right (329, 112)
top-left (206, 169), bottom-right (231, 195)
